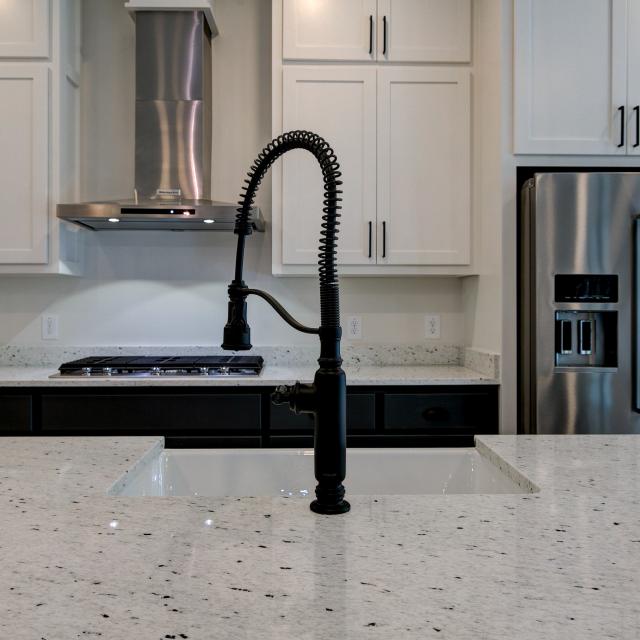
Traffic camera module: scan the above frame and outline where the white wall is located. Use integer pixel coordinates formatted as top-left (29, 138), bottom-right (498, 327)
top-left (462, 0), bottom-right (504, 355)
top-left (0, 0), bottom-right (465, 348)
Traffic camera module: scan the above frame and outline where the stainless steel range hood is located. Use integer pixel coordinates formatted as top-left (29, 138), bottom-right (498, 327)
top-left (58, 8), bottom-right (263, 232)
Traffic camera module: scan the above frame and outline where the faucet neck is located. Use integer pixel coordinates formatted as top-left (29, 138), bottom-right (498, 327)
top-left (318, 326), bottom-right (343, 369)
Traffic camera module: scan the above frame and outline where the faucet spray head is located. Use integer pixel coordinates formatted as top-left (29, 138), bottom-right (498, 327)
top-left (221, 282), bottom-right (252, 351)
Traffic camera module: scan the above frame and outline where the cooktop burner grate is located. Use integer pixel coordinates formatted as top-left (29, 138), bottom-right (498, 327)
top-left (57, 355), bottom-right (264, 377)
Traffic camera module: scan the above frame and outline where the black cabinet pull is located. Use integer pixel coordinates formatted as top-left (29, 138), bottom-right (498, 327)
top-left (618, 105), bottom-right (626, 148)
top-left (382, 221), bottom-right (387, 258)
top-left (368, 221), bottom-right (372, 258)
top-left (382, 15), bottom-right (387, 56)
top-left (634, 106), bottom-right (639, 148)
top-left (369, 15), bottom-right (373, 55)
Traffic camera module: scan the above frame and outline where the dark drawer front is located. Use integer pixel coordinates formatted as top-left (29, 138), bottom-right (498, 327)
top-left (0, 395), bottom-right (32, 431)
top-left (384, 392), bottom-right (495, 434)
top-left (41, 394), bottom-right (261, 433)
top-left (270, 393), bottom-right (375, 433)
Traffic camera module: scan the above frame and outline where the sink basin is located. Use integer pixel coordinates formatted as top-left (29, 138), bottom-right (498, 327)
top-left (114, 448), bottom-right (532, 497)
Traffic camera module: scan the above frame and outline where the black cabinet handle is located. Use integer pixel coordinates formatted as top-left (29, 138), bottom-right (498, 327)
top-left (634, 106), bottom-right (639, 148)
top-left (369, 15), bottom-right (373, 55)
top-left (619, 105), bottom-right (626, 148)
top-left (382, 221), bottom-right (387, 258)
top-left (368, 221), bottom-right (372, 258)
top-left (382, 15), bottom-right (387, 56)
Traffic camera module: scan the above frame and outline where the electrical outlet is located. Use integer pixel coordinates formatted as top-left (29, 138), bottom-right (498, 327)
top-left (425, 314), bottom-right (441, 339)
top-left (42, 314), bottom-right (59, 340)
top-left (346, 315), bottom-right (363, 340)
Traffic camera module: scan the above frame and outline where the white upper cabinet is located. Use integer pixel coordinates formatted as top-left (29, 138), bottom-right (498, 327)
top-left (274, 0), bottom-right (474, 275)
top-left (283, 0), bottom-right (470, 63)
top-left (0, 0), bottom-right (83, 274)
top-left (627, 0), bottom-right (640, 154)
top-left (377, 68), bottom-right (470, 265)
top-left (283, 0), bottom-right (377, 61)
top-left (0, 0), bottom-right (50, 58)
top-left (282, 66), bottom-right (377, 265)
top-left (514, 0), bottom-right (628, 155)
top-left (378, 0), bottom-right (471, 63)
top-left (0, 66), bottom-right (49, 264)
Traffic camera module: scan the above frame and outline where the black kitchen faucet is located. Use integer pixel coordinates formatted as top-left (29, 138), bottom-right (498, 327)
top-left (221, 131), bottom-right (350, 515)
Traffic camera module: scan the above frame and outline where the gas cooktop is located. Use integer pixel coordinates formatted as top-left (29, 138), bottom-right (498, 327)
top-left (56, 356), bottom-right (264, 377)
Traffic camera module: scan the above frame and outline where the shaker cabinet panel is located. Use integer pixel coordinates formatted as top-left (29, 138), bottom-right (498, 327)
top-left (384, 392), bottom-right (495, 434)
top-left (627, 0), bottom-right (640, 154)
top-left (283, 0), bottom-right (377, 61)
top-left (0, 0), bottom-right (50, 58)
top-left (377, 68), bottom-right (471, 265)
top-left (282, 66), bottom-right (377, 265)
top-left (514, 0), bottom-right (627, 155)
top-left (0, 396), bottom-right (32, 431)
top-left (0, 66), bottom-right (49, 264)
top-left (41, 394), bottom-right (262, 433)
top-left (378, 0), bottom-right (471, 62)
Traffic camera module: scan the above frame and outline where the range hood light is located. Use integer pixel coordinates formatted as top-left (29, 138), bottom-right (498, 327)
top-left (203, 219), bottom-right (215, 224)
top-left (108, 218), bottom-right (120, 223)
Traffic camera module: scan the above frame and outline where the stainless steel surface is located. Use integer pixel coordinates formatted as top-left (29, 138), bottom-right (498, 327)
top-left (520, 172), bottom-right (640, 435)
top-left (135, 12), bottom-right (211, 201)
top-left (56, 9), bottom-right (254, 232)
top-left (57, 200), bottom-right (264, 231)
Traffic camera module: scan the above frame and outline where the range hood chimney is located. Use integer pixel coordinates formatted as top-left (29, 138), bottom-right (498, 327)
top-left (57, 2), bottom-right (264, 232)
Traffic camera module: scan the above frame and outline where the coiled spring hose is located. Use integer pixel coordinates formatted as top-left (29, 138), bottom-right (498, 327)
top-left (233, 130), bottom-right (343, 328)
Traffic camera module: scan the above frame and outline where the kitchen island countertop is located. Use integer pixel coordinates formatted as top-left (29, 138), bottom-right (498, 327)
top-left (1, 434), bottom-right (639, 639)
top-left (0, 364), bottom-right (497, 387)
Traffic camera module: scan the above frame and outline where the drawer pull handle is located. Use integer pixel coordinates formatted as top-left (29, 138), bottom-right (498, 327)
top-left (618, 105), bottom-right (626, 148)
top-left (382, 15), bottom-right (388, 56)
top-left (422, 406), bottom-right (449, 422)
top-left (369, 15), bottom-right (374, 55)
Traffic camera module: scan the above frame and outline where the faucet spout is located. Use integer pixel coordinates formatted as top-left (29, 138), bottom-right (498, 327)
top-left (222, 131), bottom-right (350, 515)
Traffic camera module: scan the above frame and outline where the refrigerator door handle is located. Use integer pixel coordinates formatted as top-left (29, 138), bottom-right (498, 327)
top-left (635, 218), bottom-right (640, 412)
top-left (634, 105), bottom-right (640, 148)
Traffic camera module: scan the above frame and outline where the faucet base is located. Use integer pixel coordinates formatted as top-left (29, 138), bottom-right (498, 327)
top-left (310, 499), bottom-right (351, 515)
top-left (310, 480), bottom-right (350, 514)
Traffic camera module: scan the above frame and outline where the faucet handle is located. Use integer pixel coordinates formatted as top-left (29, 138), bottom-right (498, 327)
top-left (271, 385), bottom-right (293, 405)
top-left (271, 382), bottom-right (317, 414)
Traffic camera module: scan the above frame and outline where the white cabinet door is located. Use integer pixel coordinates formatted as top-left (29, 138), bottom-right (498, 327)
top-left (283, 0), bottom-right (377, 61)
top-left (0, 0), bottom-right (50, 58)
top-left (514, 0), bottom-right (627, 155)
top-left (627, 0), bottom-right (640, 154)
top-left (0, 66), bottom-right (49, 264)
top-left (282, 66), bottom-right (377, 265)
top-left (377, 68), bottom-right (470, 265)
top-left (378, 0), bottom-right (471, 63)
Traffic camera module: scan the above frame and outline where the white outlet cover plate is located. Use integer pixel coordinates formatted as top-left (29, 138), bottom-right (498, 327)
top-left (425, 314), bottom-right (441, 339)
top-left (347, 315), bottom-right (363, 340)
top-left (42, 314), bottom-right (59, 340)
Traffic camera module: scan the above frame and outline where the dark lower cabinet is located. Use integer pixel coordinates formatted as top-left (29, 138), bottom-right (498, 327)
top-left (384, 392), bottom-right (496, 435)
top-left (0, 395), bottom-right (32, 431)
top-left (41, 393), bottom-right (261, 434)
top-left (0, 385), bottom-right (498, 447)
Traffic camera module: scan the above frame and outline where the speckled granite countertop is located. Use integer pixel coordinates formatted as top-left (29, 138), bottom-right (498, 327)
top-left (0, 364), bottom-right (497, 387)
top-left (2, 435), bottom-right (639, 639)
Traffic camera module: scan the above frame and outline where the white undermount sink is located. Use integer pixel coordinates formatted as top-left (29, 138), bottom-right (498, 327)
top-left (114, 448), bottom-right (532, 497)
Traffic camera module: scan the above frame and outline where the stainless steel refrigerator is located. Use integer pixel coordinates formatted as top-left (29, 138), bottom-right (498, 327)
top-left (520, 172), bottom-right (640, 434)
